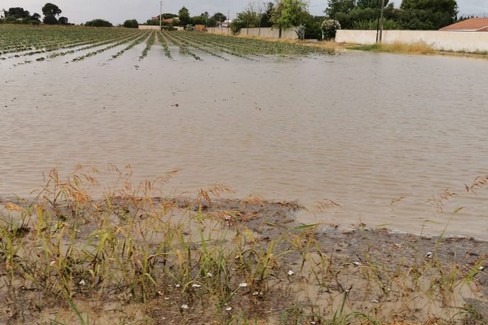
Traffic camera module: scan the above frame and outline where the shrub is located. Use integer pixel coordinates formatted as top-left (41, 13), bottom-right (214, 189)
top-left (123, 19), bottom-right (139, 28)
top-left (230, 20), bottom-right (245, 35)
top-left (43, 15), bottom-right (58, 25)
top-left (352, 18), bottom-right (401, 30)
top-left (85, 19), bottom-right (113, 27)
top-left (295, 25), bottom-right (306, 40)
top-left (321, 19), bottom-right (341, 40)
top-left (162, 25), bottom-right (177, 31)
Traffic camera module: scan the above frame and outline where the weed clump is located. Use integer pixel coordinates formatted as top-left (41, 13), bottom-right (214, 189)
top-left (0, 167), bottom-right (486, 324)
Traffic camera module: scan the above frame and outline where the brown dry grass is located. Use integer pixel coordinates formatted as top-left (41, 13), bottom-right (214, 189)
top-left (0, 167), bottom-right (487, 324)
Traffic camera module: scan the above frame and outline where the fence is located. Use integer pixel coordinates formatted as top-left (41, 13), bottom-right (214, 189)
top-left (207, 27), bottom-right (298, 40)
top-left (336, 30), bottom-right (488, 52)
top-left (138, 25), bottom-right (161, 30)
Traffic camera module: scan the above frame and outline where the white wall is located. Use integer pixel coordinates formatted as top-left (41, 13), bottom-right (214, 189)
top-left (336, 30), bottom-right (488, 52)
top-left (207, 27), bottom-right (232, 35)
top-left (207, 27), bottom-right (298, 40)
top-left (239, 28), bottom-right (298, 39)
top-left (138, 25), bottom-right (161, 30)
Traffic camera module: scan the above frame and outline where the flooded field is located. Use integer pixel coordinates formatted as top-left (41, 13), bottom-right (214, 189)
top-left (1, 27), bottom-right (488, 239)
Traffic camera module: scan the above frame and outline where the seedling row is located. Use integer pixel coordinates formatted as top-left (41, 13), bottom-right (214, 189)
top-left (0, 25), bottom-right (332, 66)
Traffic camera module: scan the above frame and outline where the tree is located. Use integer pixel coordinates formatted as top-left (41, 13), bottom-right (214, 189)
top-left (178, 7), bottom-right (190, 26)
top-left (43, 15), bottom-right (58, 24)
top-left (85, 19), bottom-right (113, 27)
top-left (321, 19), bottom-right (341, 39)
top-left (161, 13), bottom-right (177, 19)
top-left (325, 0), bottom-right (355, 18)
top-left (31, 13), bottom-right (41, 21)
top-left (3, 7), bottom-right (45, 24)
top-left (302, 13), bottom-right (326, 39)
top-left (357, 0), bottom-right (389, 9)
top-left (123, 19), bottom-right (139, 28)
top-left (42, 3), bottom-right (61, 17)
top-left (260, 2), bottom-right (275, 27)
top-left (230, 3), bottom-right (262, 34)
top-left (400, 0), bottom-right (456, 13)
top-left (271, 0), bottom-right (308, 37)
top-left (207, 18), bottom-right (216, 27)
top-left (238, 4), bottom-right (260, 28)
top-left (400, 0), bottom-right (457, 28)
top-left (42, 3), bottom-right (62, 25)
top-left (6, 7), bottom-right (30, 19)
top-left (201, 11), bottom-right (209, 26)
top-left (58, 16), bottom-right (68, 25)
top-left (212, 12), bottom-right (227, 23)
top-left (191, 15), bottom-right (206, 25)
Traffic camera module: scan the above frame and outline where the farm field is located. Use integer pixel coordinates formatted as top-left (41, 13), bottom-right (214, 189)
top-left (1, 24), bottom-right (488, 324)
top-left (0, 24), bottom-right (331, 65)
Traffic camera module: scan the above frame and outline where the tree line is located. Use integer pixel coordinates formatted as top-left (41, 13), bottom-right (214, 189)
top-left (326, 0), bottom-right (458, 30)
top-left (1, 3), bottom-right (69, 25)
top-left (140, 0), bottom-right (458, 39)
top-left (1, 0), bottom-right (461, 37)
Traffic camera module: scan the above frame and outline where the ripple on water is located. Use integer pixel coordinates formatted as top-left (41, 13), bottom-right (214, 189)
top-left (1, 52), bottom-right (488, 239)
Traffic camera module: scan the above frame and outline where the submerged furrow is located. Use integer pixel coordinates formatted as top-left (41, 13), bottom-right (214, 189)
top-left (71, 32), bottom-right (144, 62)
top-left (162, 32), bottom-right (228, 61)
top-left (177, 33), bottom-right (260, 59)
top-left (158, 32), bottom-right (173, 59)
top-left (139, 31), bottom-right (156, 60)
top-left (161, 32), bottom-right (202, 61)
top-left (111, 31), bottom-right (150, 60)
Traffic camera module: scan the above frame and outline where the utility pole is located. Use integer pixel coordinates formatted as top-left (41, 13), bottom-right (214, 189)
top-left (159, 0), bottom-right (162, 30)
top-left (379, 0), bottom-right (385, 42)
top-left (376, 0), bottom-right (385, 42)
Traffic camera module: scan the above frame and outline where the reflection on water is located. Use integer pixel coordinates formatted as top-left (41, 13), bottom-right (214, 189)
top-left (1, 48), bottom-right (488, 239)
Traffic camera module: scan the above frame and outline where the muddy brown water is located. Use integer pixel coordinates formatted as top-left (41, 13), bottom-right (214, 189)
top-left (1, 44), bottom-right (488, 239)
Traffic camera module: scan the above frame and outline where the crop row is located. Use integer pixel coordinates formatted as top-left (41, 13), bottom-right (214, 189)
top-left (0, 25), bottom-right (333, 65)
top-left (0, 25), bottom-right (145, 57)
top-left (177, 31), bottom-right (331, 56)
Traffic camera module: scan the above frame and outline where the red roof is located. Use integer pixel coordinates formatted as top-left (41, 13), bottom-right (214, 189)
top-left (440, 18), bottom-right (488, 31)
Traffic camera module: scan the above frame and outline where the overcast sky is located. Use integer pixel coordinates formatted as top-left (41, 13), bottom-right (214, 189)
top-left (2, 0), bottom-right (487, 25)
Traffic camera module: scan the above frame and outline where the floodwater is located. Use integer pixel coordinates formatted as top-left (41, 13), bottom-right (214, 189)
top-left (1, 42), bottom-right (488, 239)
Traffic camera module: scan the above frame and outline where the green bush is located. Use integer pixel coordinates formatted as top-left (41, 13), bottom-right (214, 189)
top-left (321, 19), bottom-right (341, 40)
top-left (162, 25), bottom-right (177, 31)
top-left (352, 18), bottom-right (401, 30)
top-left (85, 19), bottom-right (113, 27)
top-left (43, 15), bottom-right (58, 25)
top-left (123, 19), bottom-right (139, 28)
top-left (230, 20), bottom-right (245, 35)
top-left (303, 15), bottom-right (325, 40)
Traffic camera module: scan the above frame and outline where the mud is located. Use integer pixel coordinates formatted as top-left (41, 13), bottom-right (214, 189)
top-left (1, 196), bottom-right (487, 324)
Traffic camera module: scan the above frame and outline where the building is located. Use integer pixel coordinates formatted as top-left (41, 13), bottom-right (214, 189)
top-left (151, 16), bottom-right (179, 25)
top-left (440, 18), bottom-right (488, 31)
top-left (221, 19), bottom-right (232, 28)
top-left (138, 25), bottom-right (161, 30)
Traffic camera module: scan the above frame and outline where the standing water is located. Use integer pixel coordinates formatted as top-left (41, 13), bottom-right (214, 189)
top-left (1, 48), bottom-right (488, 239)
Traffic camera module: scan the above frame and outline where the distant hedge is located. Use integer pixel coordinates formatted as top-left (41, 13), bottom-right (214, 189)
top-left (85, 19), bottom-right (113, 27)
top-left (123, 19), bottom-right (139, 28)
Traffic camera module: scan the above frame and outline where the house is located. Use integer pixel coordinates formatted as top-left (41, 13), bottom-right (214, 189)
top-left (139, 25), bottom-right (161, 30)
top-left (440, 18), bottom-right (488, 31)
top-left (151, 16), bottom-right (179, 25)
top-left (221, 19), bottom-right (232, 28)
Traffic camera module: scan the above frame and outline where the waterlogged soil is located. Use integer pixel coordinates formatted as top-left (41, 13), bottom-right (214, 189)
top-left (1, 28), bottom-right (488, 323)
top-left (2, 35), bottom-right (488, 239)
top-left (2, 198), bottom-right (487, 324)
